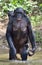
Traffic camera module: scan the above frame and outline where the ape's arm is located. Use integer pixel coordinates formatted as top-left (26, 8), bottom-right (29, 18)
top-left (6, 14), bottom-right (16, 54)
top-left (27, 18), bottom-right (36, 54)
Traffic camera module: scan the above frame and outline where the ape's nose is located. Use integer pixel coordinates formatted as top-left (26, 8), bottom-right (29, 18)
top-left (17, 14), bottom-right (22, 21)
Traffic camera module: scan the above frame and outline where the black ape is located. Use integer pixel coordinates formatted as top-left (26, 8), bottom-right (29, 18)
top-left (6, 8), bottom-right (36, 60)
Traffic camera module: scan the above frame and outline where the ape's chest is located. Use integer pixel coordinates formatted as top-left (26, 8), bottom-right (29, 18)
top-left (12, 20), bottom-right (27, 32)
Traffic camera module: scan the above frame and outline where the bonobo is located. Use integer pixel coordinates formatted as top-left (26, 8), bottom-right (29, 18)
top-left (6, 7), bottom-right (36, 60)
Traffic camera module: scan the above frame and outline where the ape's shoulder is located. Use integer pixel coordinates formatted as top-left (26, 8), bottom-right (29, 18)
top-left (24, 15), bottom-right (31, 24)
top-left (8, 11), bottom-right (14, 17)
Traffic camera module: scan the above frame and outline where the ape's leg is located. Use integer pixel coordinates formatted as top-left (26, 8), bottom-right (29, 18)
top-left (21, 52), bottom-right (27, 60)
top-left (21, 44), bottom-right (28, 61)
top-left (9, 49), bottom-right (16, 60)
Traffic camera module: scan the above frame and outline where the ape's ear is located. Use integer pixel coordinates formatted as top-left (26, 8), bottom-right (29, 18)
top-left (24, 10), bottom-right (28, 14)
top-left (7, 10), bottom-right (14, 16)
top-left (14, 9), bottom-right (16, 13)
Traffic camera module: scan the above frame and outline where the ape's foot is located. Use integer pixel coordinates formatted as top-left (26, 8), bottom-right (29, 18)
top-left (9, 55), bottom-right (17, 60)
top-left (9, 56), bottom-right (16, 60)
top-left (9, 58), bottom-right (15, 60)
top-left (21, 54), bottom-right (27, 61)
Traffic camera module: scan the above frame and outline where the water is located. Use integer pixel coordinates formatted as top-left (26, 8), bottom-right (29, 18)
top-left (0, 60), bottom-right (42, 65)
top-left (0, 51), bottom-right (42, 65)
top-left (0, 39), bottom-right (42, 65)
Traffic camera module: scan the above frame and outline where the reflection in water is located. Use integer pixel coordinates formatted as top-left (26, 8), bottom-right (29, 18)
top-left (9, 61), bottom-right (28, 65)
top-left (0, 60), bottom-right (42, 65)
top-left (0, 60), bottom-right (28, 65)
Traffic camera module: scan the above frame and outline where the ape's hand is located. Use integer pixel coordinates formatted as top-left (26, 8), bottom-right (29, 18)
top-left (28, 50), bottom-right (34, 56)
top-left (28, 47), bottom-right (36, 56)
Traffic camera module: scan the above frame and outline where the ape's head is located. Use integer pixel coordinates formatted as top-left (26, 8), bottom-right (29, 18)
top-left (14, 7), bottom-right (26, 14)
top-left (14, 7), bottom-right (27, 21)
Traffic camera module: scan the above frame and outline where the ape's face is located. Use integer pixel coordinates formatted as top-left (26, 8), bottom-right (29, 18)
top-left (15, 13), bottom-right (23, 21)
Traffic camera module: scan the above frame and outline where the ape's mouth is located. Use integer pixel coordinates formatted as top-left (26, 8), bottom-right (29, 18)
top-left (17, 18), bottom-right (21, 21)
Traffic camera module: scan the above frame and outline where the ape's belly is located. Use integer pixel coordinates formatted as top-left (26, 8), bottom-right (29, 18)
top-left (13, 31), bottom-right (28, 49)
top-left (13, 32), bottom-right (28, 53)
top-left (14, 33), bottom-right (28, 47)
